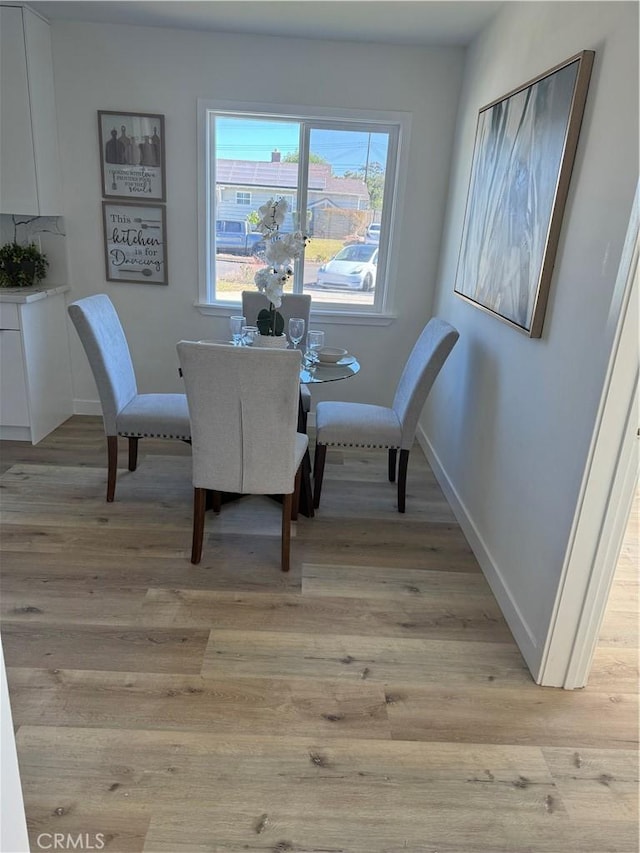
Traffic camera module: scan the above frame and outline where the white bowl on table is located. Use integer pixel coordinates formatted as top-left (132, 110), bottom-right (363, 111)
top-left (317, 347), bottom-right (348, 364)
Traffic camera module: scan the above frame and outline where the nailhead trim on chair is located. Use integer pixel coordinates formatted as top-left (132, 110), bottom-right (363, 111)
top-left (320, 441), bottom-right (400, 449)
top-left (118, 431), bottom-right (191, 440)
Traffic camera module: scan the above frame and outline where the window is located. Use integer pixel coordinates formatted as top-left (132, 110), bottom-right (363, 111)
top-left (198, 101), bottom-right (409, 316)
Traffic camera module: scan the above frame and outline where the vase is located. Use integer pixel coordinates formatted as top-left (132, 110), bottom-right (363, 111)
top-left (254, 334), bottom-right (289, 349)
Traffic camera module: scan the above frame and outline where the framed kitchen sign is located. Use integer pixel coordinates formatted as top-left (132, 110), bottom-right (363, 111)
top-left (454, 51), bottom-right (594, 337)
top-left (98, 111), bottom-right (166, 201)
top-left (102, 201), bottom-right (168, 285)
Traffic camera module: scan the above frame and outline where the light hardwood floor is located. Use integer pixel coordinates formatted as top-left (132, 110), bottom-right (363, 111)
top-left (0, 416), bottom-right (637, 853)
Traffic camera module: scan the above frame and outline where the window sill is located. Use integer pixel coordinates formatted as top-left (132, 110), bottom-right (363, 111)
top-left (194, 302), bottom-right (396, 326)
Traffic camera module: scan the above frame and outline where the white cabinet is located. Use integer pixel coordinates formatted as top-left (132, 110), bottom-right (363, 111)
top-left (0, 4), bottom-right (62, 214)
top-left (0, 288), bottom-right (73, 443)
top-left (0, 323), bottom-right (30, 427)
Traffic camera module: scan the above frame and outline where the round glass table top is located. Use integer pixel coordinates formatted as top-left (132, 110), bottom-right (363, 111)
top-left (300, 356), bottom-right (360, 384)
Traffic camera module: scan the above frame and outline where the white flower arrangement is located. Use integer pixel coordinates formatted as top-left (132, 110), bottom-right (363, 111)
top-left (253, 197), bottom-right (308, 336)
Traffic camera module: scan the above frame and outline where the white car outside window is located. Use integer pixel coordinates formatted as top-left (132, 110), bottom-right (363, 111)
top-left (316, 244), bottom-right (378, 292)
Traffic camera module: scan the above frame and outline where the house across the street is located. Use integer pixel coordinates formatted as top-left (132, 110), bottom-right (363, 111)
top-left (216, 150), bottom-right (371, 239)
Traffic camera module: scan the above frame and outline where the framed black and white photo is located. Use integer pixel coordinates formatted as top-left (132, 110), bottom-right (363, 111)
top-left (98, 111), bottom-right (166, 201)
top-left (102, 201), bottom-right (168, 285)
top-left (454, 51), bottom-right (594, 337)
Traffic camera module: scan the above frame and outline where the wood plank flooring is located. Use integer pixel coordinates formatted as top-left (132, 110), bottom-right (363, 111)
top-left (0, 416), bottom-right (637, 853)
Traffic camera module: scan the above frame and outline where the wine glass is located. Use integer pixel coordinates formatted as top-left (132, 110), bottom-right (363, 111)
top-left (288, 317), bottom-right (305, 350)
top-left (230, 315), bottom-right (246, 346)
top-left (305, 329), bottom-right (325, 370)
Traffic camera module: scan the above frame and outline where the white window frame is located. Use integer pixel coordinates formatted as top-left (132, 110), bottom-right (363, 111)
top-left (196, 99), bottom-right (411, 325)
top-left (236, 191), bottom-right (251, 206)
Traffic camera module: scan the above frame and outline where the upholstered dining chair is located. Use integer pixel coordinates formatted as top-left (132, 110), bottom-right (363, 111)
top-left (242, 291), bottom-right (313, 429)
top-left (177, 341), bottom-right (308, 570)
top-left (313, 317), bottom-right (459, 513)
top-left (68, 294), bottom-right (191, 502)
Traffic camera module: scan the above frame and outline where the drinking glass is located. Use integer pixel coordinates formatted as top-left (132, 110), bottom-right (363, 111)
top-left (288, 317), bottom-right (305, 350)
top-left (305, 329), bottom-right (325, 370)
top-left (242, 325), bottom-right (258, 346)
top-left (230, 315), bottom-right (246, 346)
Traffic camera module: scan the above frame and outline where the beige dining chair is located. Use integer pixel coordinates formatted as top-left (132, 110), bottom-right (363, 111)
top-left (177, 341), bottom-right (308, 570)
top-left (68, 294), bottom-right (191, 502)
top-left (313, 318), bottom-right (459, 513)
top-left (242, 291), bottom-right (312, 429)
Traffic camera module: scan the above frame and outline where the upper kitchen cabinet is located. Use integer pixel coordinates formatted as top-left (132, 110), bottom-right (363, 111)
top-left (0, 4), bottom-right (62, 215)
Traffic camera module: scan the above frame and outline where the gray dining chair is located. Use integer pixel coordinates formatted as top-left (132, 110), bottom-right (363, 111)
top-left (313, 318), bottom-right (459, 513)
top-left (68, 294), bottom-right (191, 502)
top-left (242, 291), bottom-right (312, 429)
top-left (177, 341), bottom-right (308, 570)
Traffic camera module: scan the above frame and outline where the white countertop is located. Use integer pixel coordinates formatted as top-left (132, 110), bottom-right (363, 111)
top-left (0, 284), bottom-right (70, 303)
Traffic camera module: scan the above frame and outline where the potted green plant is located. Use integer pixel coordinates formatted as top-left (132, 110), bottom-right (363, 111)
top-left (0, 241), bottom-right (48, 288)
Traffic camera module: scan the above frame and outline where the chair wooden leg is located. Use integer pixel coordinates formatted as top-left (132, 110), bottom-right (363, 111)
top-left (106, 435), bottom-right (118, 502)
top-left (191, 487), bottom-right (206, 564)
top-left (388, 448), bottom-right (397, 482)
top-left (297, 393), bottom-right (308, 434)
top-left (313, 443), bottom-right (327, 509)
top-left (291, 466), bottom-right (301, 521)
top-left (299, 449), bottom-right (314, 518)
top-left (398, 449), bottom-right (410, 513)
top-left (282, 492), bottom-right (292, 572)
top-left (205, 489), bottom-right (222, 512)
top-left (128, 436), bottom-right (139, 471)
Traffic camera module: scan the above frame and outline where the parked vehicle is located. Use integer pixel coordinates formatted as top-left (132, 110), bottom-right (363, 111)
top-left (365, 222), bottom-right (381, 243)
top-left (215, 220), bottom-right (264, 255)
top-left (316, 244), bottom-right (378, 291)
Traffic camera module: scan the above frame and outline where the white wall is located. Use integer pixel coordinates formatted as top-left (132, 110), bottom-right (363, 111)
top-left (48, 21), bottom-right (464, 410)
top-left (421, 1), bottom-right (638, 677)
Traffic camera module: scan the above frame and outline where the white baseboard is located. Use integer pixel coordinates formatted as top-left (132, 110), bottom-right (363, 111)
top-left (416, 424), bottom-right (542, 681)
top-left (0, 425), bottom-right (32, 442)
top-left (73, 399), bottom-right (102, 416)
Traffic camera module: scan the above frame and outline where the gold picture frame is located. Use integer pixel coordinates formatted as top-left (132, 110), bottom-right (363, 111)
top-left (454, 51), bottom-right (594, 337)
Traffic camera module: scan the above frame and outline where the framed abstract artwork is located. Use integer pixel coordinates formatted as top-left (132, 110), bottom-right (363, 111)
top-left (98, 111), bottom-right (166, 201)
top-left (454, 51), bottom-right (594, 337)
top-left (102, 201), bottom-right (168, 285)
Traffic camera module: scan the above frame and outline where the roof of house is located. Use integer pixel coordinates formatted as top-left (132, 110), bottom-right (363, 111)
top-left (216, 160), bottom-right (370, 200)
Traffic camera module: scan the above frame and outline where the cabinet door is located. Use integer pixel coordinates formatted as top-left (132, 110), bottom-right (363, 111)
top-left (0, 329), bottom-right (30, 427)
top-left (0, 6), bottom-right (38, 214)
top-left (23, 7), bottom-right (62, 215)
top-left (20, 293), bottom-right (73, 443)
